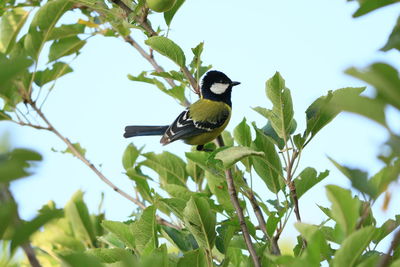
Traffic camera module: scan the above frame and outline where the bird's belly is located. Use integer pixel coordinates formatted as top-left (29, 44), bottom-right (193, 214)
top-left (183, 118), bottom-right (230, 145)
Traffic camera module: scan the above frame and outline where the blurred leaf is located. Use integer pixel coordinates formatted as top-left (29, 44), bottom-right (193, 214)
top-left (0, 110), bottom-right (11, 120)
top-left (48, 36), bottom-right (86, 62)
top-left (60, 252), bottom-right (105, 267)
top-left (0, 201), bottom-right (17, 239)
top-left (126, 167), bottom-right (153, 202)
top-left (183, 196), bottom-right (216, 251)
top-left (295, 223), bottom-right (331, 263)
top-left (62, 142), bottom-right (86, 157)
top-left (142, 151), bottom-right (188, 187)
top-left (331, 226), bottom-right (376, 267)
top-left (352, 0), bottom-right (400, 17)
top-left (382, 16), bottom-right (400, 51)
top-left (215, 223), bottom-right (236, 254)
top-left (164, 0), bottom-right (185, 26)
top-left (305, 87), bottom-right (365, 140)
top-left (0, 148), bottom-right (42, 183)
top-left (131, 205), bottom-right (158, 255)
top-left (101, 220), bottom-right (135, 250)
top-left (373, 216), bottom-right (400, 244)
top-left (24, 0), bottom-right (73, 60)
top-left (294, 168), bottom-right (329, 199)
top-left (11, 208), bottom-right (63, 252)
top-left (140, 244), bottom-right (169, 267)
top-left (47, 23), bottom-right (85, 40)
top-left (253, 72), bottom-right (295, 139)
top-left (186, 157), bottom-right (204, 184)
top-left (346, 63), bottom-right (400, 110)
top-left (34, 62), bottom-right (73, 87)
top-left (293, 133), bottom-right (306, 150)
top-left (251, 125), bottom-right (284, 193)
top-left (163, 184), bottom-right (194, 201)
top-left (326, 93), bottom-right (386, 127)
top-left (122, 143), bottom-right (142, 170)
top-left (86, 248), bottom-right (133, 264)
top-left (326, 185), bottom-right (360, 236)
top-left (158, 198), bottom-right (187, 220)
top-left (145, 36), bottom-right (186, 67)
top-left (177, 248), bottom-right (207, 267)
top-left (0, 8), bottom-right (29, 54)
top-left (214, 146), bottom-right (263, 169)
top-left (65, 191), bottom-right (96, 247)
top-left (369, 160), bottom-right (400, 197)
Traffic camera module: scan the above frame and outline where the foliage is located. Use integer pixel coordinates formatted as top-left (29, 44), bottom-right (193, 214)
top-left (0, 0), bottom-right (399, 266)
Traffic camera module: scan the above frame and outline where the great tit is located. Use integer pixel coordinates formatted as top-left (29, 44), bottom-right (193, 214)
top-left (124, 70), bottom-right (240, 150)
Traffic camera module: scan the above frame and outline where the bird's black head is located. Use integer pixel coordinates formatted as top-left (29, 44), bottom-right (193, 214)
top-left (200, 70), bottom-right (240, 107)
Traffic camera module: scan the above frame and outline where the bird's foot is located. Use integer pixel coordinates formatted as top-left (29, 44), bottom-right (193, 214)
top-left (196, 145), bottom-right (213, 152)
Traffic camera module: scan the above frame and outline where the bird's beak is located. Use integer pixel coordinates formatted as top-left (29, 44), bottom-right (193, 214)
top-left (231, 81), bottom-right (241, 86)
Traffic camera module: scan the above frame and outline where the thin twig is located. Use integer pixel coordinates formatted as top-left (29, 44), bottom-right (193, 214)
top-left (378, 229), bottom-right (400, 267)
top-left (26, 100), bottom-right (180, 230)
top-left (111, 0), bottom-right (200, 94)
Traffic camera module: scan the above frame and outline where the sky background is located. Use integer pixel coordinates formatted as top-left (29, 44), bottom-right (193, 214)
top-left (2, 0), bottom-right (400, 252)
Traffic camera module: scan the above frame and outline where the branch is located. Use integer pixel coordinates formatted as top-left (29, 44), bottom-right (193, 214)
top-left (225, 169), bottom-right (261, 267)
top-left (111, 0), bottom-right (200, 94)
top-left (26, 100), bottom-right (180, 230)
top-left (378, 229), bottom-right (400, 267)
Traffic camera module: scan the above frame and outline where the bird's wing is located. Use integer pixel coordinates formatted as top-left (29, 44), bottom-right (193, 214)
top-left (160, 108), bottom-right (229, 145)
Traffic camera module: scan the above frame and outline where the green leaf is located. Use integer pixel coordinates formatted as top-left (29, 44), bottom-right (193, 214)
top-left (373, 217), bottom-right (400, 244)
top-left (261, 121), bottom-right (285, 149)
top-left (101, 220), bottom-right (135, 250)
top-left (0, 148), bottom-right (42, 183)
top-left (126, 167), bottom-right (153, 202)
top-left (131, 205), bottom-right (158, 255)
top-left (346, 63), bottom-right (400, 110)
top-left (305, 87), bottom-right (365, 139)
top-left (11, 208), bottom-right (63, 252)
top-left (253, 72), bottom-right (295, 139)
top-left (62, 142), bottom-right (86, 157)
top-left (145, 36), bottom-right (186, 67)
top-left (214, 146), bottom-right (264, 169)
top-left (47, 23), bottom-right (85, 40)
top-left (352, 0), bottom-right (400, 17)
top-left (158, 198), bottom-right (187, 220)
top-left (122, 143), bottom-right (142, 170)
top-left (0, 110), bottom-right (11, 120)
top-left (65, 191), bottom-right (96, 247)
top-left (177, 248), bottom-right (207, 267)
top-left (326, 185), bottom-right (360, 236)
top-left (24, 0), bottom-right (73, 60)
top-left (161, 226), bottom-right (197, 252)
top-left (163, 184), bottom-right (194, 201)
top-left (164, 0), bottom-right (185, 26)
top-left (233, 118), bottom-right (252, 147)
top-left (215, 224), bottom-right (236, 254)
top-left (369, 160), bottom-right (400, 197)
top-left (294, 168), bottom-right (329, 199)
top-left (331, 226), bottom-right (376, 267)
top-left (183, 196), bottom-right (216, 251)
top-left (0, 54), bottom-right (33, 101)
top-left (34, 62), bottom-right (73, 87)
top-left (48, 36), bottom-right (86, 62)
top-left (0, 8), bottom-right (29, 54)
top-left (251, 124), bottom-right (284, 193)
top-left (203, 171), bottom-right (233, 212)
top-left (86, 248), bottom-right (133, 264)
top-left (60, 252), bottom-right (105, 267)
top-left (140, 244), bottom-right (169, 267)
top-left (141, 151), bottom-right (188, 187)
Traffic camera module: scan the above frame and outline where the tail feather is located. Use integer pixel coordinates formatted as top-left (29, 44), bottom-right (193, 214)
top-left (124, 125), bottom-right (169, 138)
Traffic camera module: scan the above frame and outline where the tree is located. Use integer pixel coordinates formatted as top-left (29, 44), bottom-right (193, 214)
top-left (0, 0), bottom-right (399, 266)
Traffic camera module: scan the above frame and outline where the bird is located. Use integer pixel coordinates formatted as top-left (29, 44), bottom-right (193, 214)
top-left (124, 70), bottom-right (240, 151)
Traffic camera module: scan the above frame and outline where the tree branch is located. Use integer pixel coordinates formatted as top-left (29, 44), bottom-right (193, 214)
top-left (26, 100), bottom-right (180, 230)
top-left (111, 0), bottom-right (200, 94)
top-left (378, 229), bottom-right (400, 267)
top-left (225, 169), bottom-right (261, 267)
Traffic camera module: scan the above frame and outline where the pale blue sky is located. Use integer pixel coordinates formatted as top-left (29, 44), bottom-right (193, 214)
top-left (2, 0), bottom-right (400, 251)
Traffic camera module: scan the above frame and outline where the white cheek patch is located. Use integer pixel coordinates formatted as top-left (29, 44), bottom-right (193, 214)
top-left (210, 83), bottom-right (229, 94)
